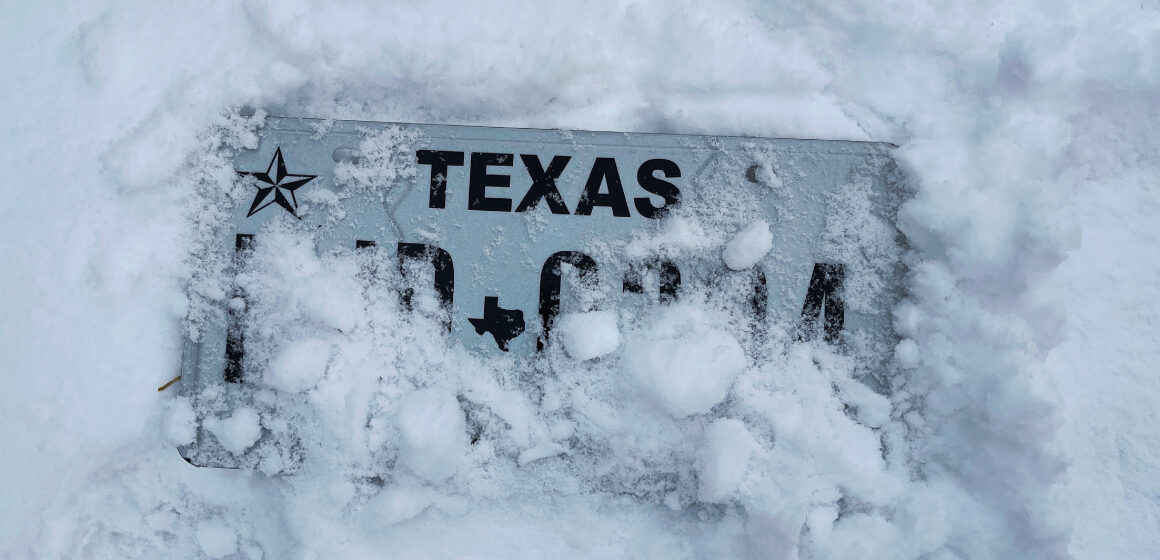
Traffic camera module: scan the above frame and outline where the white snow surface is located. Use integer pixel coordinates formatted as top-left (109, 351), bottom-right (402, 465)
top-left (2, 2), bottom-right (1159, 559)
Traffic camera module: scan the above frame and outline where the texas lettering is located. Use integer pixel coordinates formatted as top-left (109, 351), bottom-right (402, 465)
top-left (416, 151), bottom-right (681, 218)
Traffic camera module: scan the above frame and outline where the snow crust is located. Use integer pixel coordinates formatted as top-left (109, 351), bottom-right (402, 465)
top-left (2, 2), bottom-right (1159, 559)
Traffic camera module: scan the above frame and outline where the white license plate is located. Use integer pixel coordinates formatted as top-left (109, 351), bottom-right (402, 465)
top-left (178, 117), bottom-right (904, 468)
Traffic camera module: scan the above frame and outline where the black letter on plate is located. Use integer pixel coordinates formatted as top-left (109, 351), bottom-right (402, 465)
top-left (575, 158), bottom-right (631, 217)
top-left (749, 267), bottom-right (769, 326)
top-left (622, 259), bottom-right (681, 303)
top-left (397, 242), bottom-right (455, 333)
top-left (797, 263), bottom-right (845, 343)
top-left (538, 251), bottom-right (599, 350)
top-left (224, 234), bottom-right (254, 383)
top-left (634, 159), bottom-right (681, 219)
top-left (515, 154), bottom-right (571, 214)
top-left (417, 150), bottom-right (465, 209)
top-left (469, 152), bottom-right (513, 212)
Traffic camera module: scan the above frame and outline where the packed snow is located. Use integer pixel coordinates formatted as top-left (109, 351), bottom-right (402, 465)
top-left (557, 310), bottom-right (622, 361)
top-left (2, 2), bottom-right (1159, 559)
top-left (205, 408), bottom-right (263, 455)
top-left (624, 305), bottom-right (747, 419)
top-left (266, 338), bottom-right (332, 393)
top-left (722, 221), bottom-right (773, 271)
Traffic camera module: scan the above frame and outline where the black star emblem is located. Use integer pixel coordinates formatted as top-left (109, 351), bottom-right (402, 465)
top-left (237, 147), bottom-right (317, 218)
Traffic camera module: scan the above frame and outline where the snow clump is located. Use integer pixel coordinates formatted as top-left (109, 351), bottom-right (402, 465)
top-left (722, 221), bottom-right (773, 270)
top-left (205, 408), bottom-right (262, 455)
top-left (557, 310), bottom-right (621, 360)
top-left (624, 305), bottom-right (747, 418)
top-left (397, 388), bottom-right (469, 482)
top-left (265, 337), bottom-right (332, 393)
top-left (698, 418), bottom-right (759, 502)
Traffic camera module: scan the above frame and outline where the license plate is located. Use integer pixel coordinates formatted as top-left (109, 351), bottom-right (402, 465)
top-left (178, 117), bottom-right (904, 468)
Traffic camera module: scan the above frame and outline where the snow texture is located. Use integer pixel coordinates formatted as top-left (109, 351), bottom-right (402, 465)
top-left (2, 1), bottom-right (1159, 559)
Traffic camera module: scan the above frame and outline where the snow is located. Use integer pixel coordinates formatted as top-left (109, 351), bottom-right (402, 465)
top-left (266, 337), bottom-right (332, 393)
top-left (625, 305), bottom-right (747, 418)
top-left (557, 310), bottom-right (621, 361)
top-left (196, 518), bottom-right (239, 559)
top-left (697, 418), bottom-right (758, 502)
top-left (397, 388), bottom-right (468, 482)
top-left (164, 397), bottom-right (198, 446)
top-left (205, 408), bottom-right (263, 455)
top-left (2, 1), bottom-right (1160, 559)
top-left (363, 485), bottom-right (440, 525)
top-left (722, 221), bottom-right (774, 271)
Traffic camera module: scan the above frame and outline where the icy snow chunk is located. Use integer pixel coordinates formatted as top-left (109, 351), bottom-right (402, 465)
top-left (397, 388), bottom-right (468, 482)
top-left (722, 221), bottom-right (773, 270)
top-left (698, 418), bottom-right (758, 502)
top-left (518, 439), bottom-right (566, 466)
top-left (206, 408), bottom-right (262, 454)
top-left (266, 338), bottom-right (332, 393)
top-left (625, 308), bottom-right (746, 418)
top-left (557, 311), bottom-right (620, 360)
top-left (164, 396), bottom-right (196, 446)
top-left (196, 518), bottom-right (238, 559)
top-left (748, 161), bottom-right (784, 189)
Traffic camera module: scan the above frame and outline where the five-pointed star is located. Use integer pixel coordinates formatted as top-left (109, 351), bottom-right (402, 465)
top-left (237, 147), bottom-right (317, 218)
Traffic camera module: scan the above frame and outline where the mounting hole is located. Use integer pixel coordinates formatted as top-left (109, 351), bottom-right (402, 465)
top-left (332, 147), bottom-right (360, 164)
top-left (745, 164), bottom-right (762, 184)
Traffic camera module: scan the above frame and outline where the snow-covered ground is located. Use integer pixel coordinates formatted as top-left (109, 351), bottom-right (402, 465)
top-left (2, 2), bottom-right (1158, 558)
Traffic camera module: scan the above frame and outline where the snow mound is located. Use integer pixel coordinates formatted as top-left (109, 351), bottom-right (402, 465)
top-left (196, 518), bottom-right (239, 559)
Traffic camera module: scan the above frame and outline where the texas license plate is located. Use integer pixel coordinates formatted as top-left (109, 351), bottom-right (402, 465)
top-left (177, 116), bottom-right (904, 468)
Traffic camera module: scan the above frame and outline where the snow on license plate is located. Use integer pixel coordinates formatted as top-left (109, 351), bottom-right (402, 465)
top-left (178, 116), bottom-right (905, 468)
